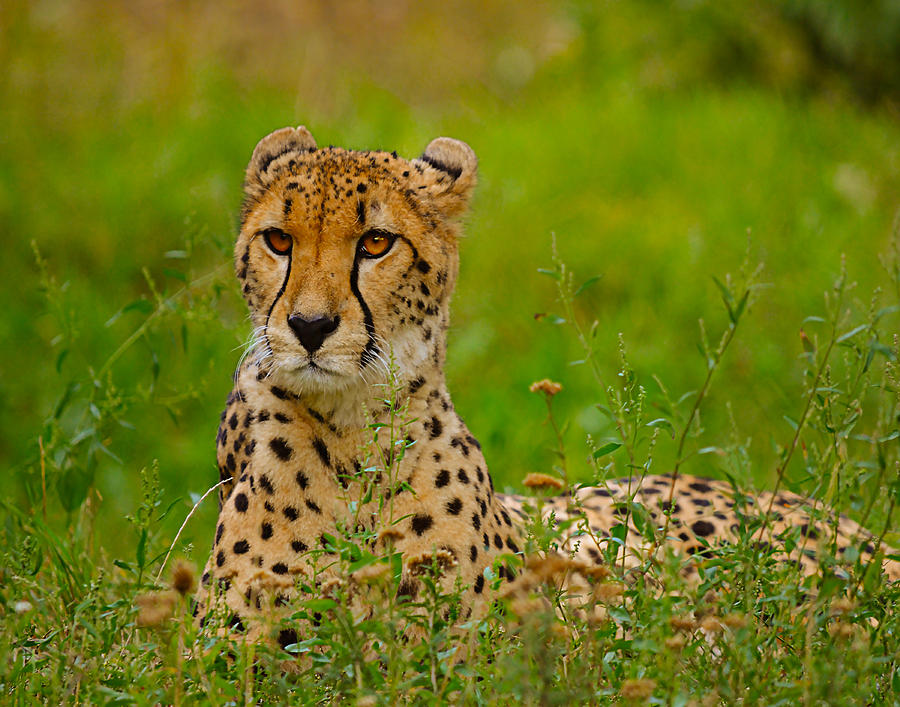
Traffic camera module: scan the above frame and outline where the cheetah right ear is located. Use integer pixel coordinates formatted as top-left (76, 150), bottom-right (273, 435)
top-left (244, 126), bottom-right (317, 187)
top-left (411, 137), bottom-right (478, 219)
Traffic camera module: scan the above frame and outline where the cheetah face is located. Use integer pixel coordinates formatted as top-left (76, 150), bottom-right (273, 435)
top-left (236, 126), bottom-right (477, 398)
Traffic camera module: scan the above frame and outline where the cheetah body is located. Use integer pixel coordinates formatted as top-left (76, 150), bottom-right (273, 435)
top-left (198, 127), bottom-right (898, 641)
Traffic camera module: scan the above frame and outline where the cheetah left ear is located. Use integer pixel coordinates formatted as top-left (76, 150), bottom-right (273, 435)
top-left (411, 137), bottom-right (478, 219)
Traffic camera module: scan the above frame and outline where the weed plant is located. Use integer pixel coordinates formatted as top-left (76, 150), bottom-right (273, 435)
top-left (3, 224), bottom-right (900, 704)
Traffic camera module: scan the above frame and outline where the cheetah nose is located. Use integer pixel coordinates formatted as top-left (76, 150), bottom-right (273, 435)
top-left (287, 314), bottom-right (340, 353)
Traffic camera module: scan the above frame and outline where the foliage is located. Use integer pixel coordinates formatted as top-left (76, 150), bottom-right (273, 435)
top-left (2, 1), bottom-right (900, 703)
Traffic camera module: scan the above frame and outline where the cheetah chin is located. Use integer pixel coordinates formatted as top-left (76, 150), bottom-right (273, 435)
top-left (196, 125), bottom-right (899, 646)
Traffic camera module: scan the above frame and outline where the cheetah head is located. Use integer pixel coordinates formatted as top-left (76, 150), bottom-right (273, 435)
top-left (236, 126), bottom-right (477, 403)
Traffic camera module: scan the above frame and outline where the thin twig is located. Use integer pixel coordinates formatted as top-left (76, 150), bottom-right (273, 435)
top-left (155, 479), bottom-right (227, 584)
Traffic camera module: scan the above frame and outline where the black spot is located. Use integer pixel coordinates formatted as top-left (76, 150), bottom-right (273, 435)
top-left (435, 469), bottom-right (450, 488)
top-left (283, 198), bottom-right (292, 217)
top-left (270, 386), bottom-right (290, 400)
top-left (272, 562), bottom-right (288, 575)
top-left (476, 467), bottom-right (484, 483)
top-left (356, 183), bottom-right (367, 193)
top-left (312, 438), bottom-right (331, 467)
top-left (689, 481), bottom-right (713, 493)
top-left (411, 514), bottom-right (434, 536)
top-left (305, 499), bottom-right (322, 514)
top-left (416, 259), bottom-right (431, 274)
top-left (465, 434), bottom-right (481, 450)
top-left (229, 615), bottom-right (245, 632)
top-left (234, 493), bottom-right (249, 512)
top-left (215, 523), bottom-right (224, 544)
top-left (457, 469), bottom-right (469, 484)
top-left (264, 501), bottom-right (275, 513)
top-left (257, 410), bottom-right (270, 422)
top-left (473, 574), bottom-right (485, 593)
top-left (278, 628), bottom-right (298, 650)
top-left (229, 413), bottom-right (238, 430)
top-left (472, 513), bottom-right (481, 531)
top-left (501, 510), bottom-right (512, 526)
top-left (259, 475), bottom-right (275, 495)
top-left (470, 545), bottom-right (478, 562)
top-left (799, 523), bottom-right (819, 540)
top-left (690, 498), bottom-right (711, 507)
top-left (691, 520), bottom-right (715, 537)
top-left (506, 538), bottom-right (519, 553)
top-left (283, 506), bottom-right (299, 521)
top-left (269, 437), bottom-right (293, 461)
top-left (493, 534), bottom-right (503, 550)
top-left (295, 470), bottom-right (309, 489)
top-left (233, 539), bottom-right (250, 554)
top-left (446, 498), bottom-right (463, 515)
top-left (225, 453), bottom-right (236, 472)
top-left (480, 500), bottom-right (488, 517)
top-left (428, 416), bottom-right (443, 439)
top-left (419, 153), bottom-right (463, 180)
top-left (274, 412), bottom-right (292, 423)
top-left (409, 376), bottom-right (425, 394)
top-left (261, 522), bottom-right (272, 540)
top-left (216, 550), bottom-right (225, 567)
top-left (291, 540), bottom-right (308, 552)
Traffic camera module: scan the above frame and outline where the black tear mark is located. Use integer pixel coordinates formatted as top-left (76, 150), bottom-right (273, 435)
top-left (356, 200), bottom-right (366, 224)
top-left (349, 251), bottom-right (379, 369)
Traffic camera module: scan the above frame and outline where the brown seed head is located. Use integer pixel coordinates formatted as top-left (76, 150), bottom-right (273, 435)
top-left (529, 379), bottom-right (563, 396)
top-left (620, 678), bottom-right (655, 700)
top-left (135, 590), bottom-right (177, 627)
top-left (171, 560), bottom-right (197, 597)
top-left (523, 473), bottom-right (565, 491)
top-left (670, 615), bottom-right (699, 632)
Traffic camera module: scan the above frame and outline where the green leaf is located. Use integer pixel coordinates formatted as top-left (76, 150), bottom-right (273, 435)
top-left (536, 268), bottom-right (560, 280)
top-left (836, 324), bottom-right (868, 343)
top-left (105, 299), bottom-right (153, 327)
top-left (574, 274), bottom-right (602, 297)
top-left (56, 464), bottom-right (93, 512)
top-left (712, 276), bottom-right (735, 322)
top-left (163, 267), bottom-right (187, 283)
top-left (302, 598), bottom-right (337, 612)
top-left (593, 442), bottom-right (622, 459)
top-left (646, 418), bottom-right (676, 439)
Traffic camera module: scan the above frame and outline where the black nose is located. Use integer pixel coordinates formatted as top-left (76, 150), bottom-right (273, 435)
top-left (287, 314), bottom-right (340, 353)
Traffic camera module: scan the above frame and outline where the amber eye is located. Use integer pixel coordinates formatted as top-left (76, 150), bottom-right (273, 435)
top-left (262, 228), bottom-right (292, 255)
top-left (358, 231), bottom-right (396, 259)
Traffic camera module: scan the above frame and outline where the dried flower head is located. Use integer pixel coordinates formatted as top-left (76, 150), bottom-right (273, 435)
top-left (352, 562), bottom-right (391, 585)
top-left (14, 600), bottom-right (33, 614)
top-left (408, 549), bottom-right (459, 576)
top-left (171, 560), bottom-right (197, 597)
top-left (669, 615), bottom-right (699, 632)
top-left (377, 527), bottom-right (405, 546)
top-left (593, 581), bottom-right (625, 602)
top-left (828, 620), bottom-right (855, 641)
top-left (529, 379), bottom-right (563, 396)
top-left (135, 591), bottom-right (177, 627)
top-left (722, 613), bottom-right (747, 630)
top-left (665, 634), bottom-right (686, 652)
top-left (620, 678), bottom-right (655, 700)
top-left (830, 598), bottom-right (855, 616)
top-left (700, 616), bottom-right (722, 634)
top-left (523, 473), bottom-right (565, 491)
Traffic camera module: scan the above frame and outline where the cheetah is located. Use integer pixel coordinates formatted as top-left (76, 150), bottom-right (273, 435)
top-left (197, 126), bottom-right (899, 643)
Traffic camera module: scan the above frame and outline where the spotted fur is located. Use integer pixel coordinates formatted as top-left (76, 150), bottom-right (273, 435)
top-left (197, 126), bottom-right (898, 643)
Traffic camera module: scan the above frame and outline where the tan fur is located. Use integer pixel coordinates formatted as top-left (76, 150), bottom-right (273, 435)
top-left (196, 127), bottom-right (898, 646)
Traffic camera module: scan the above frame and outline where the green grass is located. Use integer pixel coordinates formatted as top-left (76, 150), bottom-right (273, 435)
top-left (2, 1), bottom-right (900, 703)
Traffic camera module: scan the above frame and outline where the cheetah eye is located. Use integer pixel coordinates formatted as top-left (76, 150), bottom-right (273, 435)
top-left (358, 230), bottom-right (396, 259)
top-left (262, 228), bottom-right (292, 255)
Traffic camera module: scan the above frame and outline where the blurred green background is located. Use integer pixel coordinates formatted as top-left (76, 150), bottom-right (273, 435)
top-left (2, 0), bottom-right (899, 559)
